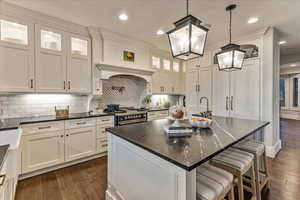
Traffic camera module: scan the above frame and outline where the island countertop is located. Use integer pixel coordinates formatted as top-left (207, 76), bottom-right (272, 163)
top-left (107, 116), bottom-right (269, 171)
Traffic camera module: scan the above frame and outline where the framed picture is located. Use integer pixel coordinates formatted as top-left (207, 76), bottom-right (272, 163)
top-left (123, 50), bottom-right (135, 62)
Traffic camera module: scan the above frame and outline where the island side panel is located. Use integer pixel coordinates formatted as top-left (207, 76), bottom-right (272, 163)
top-left (107, 132), bottom-right (196, 200)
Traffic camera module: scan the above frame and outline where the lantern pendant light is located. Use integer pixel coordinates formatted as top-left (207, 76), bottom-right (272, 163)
top-left (216, 4), bottom-right (246, 71)
top-left (167, 0), bottom-right (209, 60)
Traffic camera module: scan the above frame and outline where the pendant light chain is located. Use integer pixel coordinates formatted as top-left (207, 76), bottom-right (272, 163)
top-left (186, 0), bottom-right (189, 16)
top-left (229, 9), bottom-right (232, 44)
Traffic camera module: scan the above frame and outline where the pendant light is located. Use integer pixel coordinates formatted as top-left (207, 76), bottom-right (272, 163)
top-left (167, 0), bottom-right (209, 60)
top-left (216, 4), bottom-right (246, 71)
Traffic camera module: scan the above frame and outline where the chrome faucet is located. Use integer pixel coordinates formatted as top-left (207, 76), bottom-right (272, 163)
top-left (200, 97), bottom-right (211, 118)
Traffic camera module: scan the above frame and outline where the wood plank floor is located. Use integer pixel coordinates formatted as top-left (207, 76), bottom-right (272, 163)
top-left (16, 119), bottom-right (300, 200)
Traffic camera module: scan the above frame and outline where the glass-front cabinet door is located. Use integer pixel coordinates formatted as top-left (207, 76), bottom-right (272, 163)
top-left (40, 30), bottom-right (62, 51)
top-left (71, 37), bottom-right (88, 56)
top-left (0, 19), bottom-right (28, 45)
top-left (35, 25), bottom-right (67, 93)
top-left (0, 17), bottom-right (34, 92)
top-left (68, 34), bottom-right (91, 94)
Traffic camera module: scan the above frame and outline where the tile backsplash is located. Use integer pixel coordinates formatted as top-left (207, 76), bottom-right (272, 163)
top-left (0, 77), bottom-right (183, 119)
top-left (0, 94), bottom-right (89, 118)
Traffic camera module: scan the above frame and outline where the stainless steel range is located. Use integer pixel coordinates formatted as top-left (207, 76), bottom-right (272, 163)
top-left (104, 106), bottom-right (148, 126)
top-left (115, 110), bottom-right (147, 126)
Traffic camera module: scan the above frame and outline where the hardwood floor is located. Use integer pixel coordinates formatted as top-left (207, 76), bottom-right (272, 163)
top-left (16, 119), bottom-right (300, 200)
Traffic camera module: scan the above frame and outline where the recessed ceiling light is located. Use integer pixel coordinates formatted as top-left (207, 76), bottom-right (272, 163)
top-left (156, 30), bottom-right (164, 35)
top-left (279, 41), bottom-right (287, 45)
top-left (290, 64), bottom-right (297, 67)
top-left (248, 17), bottom-right (259, 24)
top-left (119, 14), bottom-right (128, 21)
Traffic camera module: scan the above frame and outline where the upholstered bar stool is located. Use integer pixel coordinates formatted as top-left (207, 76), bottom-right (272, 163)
top-left (210, 148), bottom-right (257, 200)
top-left (196, 163), bottom-right (235, 200)
top-left (233, 140), bottom-right (270, 200)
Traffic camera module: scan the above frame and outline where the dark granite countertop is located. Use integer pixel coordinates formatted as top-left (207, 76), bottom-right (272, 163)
top-left (107, 116), bottom-right (269, 171)
top-left (0, 145), bottom-right (9, 170)
top-left (0, 112), bottom-right (114, 131)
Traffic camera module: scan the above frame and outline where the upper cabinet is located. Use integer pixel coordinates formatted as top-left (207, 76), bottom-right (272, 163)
top-left (0, 16), bottom-right (35, 92)
top-left (35, 25), bottom-right (67, 93)
top-left (151, 55), bottom-right (184, 95)
top-left (35, 25), bottom-right (91, 94)
top-left (68, 35), bottom-right (91, 93)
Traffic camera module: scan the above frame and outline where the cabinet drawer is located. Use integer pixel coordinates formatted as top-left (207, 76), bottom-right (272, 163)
top-left (96, 127), bottom-right (107, 138)
top-left (96, 138), bottom-right (107, 153)
top-left (21, 121), bottom-right (64, 135)
top-left (65, 119), bottom-right (96, 130)
top-left (96, 116), bottom-right (114, 126)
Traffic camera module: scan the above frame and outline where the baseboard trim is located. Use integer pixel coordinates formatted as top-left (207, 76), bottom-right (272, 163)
top-left (19, 153), bottom-right (107, 180)
top-left (265, 139), bottom-right (282, 158)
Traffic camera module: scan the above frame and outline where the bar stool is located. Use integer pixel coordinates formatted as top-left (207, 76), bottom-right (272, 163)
top-left (196, 163), bottom-right (235, 200)
top-left (210, 148), bottom-right (257, 200)
top-left (233, 140), bottom-right (270, 200)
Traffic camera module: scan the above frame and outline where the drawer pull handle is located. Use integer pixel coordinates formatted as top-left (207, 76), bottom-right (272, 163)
top-left (101, 119), bottom-right (110, 122)
top-left (38, 126), bottom-right (51, 130)
top-left (76, 122), bottom-right (87, 125)
top-left (0, 174), bottom-right (6, 186)
top-left (102, 144), bottom-right (108, 147)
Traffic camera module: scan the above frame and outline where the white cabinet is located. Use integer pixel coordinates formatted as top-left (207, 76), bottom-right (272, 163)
top-left (185, 63), bottom-right (212, 114)
top-left (230, 59), bottom-right (260, 120)
top-left (68, 35), bottom-right (92, 93)
top-left (212, 59), bottom-right (260, 120)
top-left (0, 17), bottom-right (35, 92)
top-left (22, 129), bottom-right (65, 173)
top-left (147, 110), bottom-right (169, 121)
top-left (35, 25), bottom-right (91, 94)
top-left (212, 66), bottom-right (230, 117)
top-left (96, 116), bottom-right (114, 153)
top-left (151, 56), bottom-right (184, 94)
top-left (35, 25), bottom-right (67, 93)
top-left (65, 126), bottom-right (96, 161)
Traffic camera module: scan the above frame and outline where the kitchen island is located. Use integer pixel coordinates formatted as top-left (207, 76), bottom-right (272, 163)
top-left (106, 116), bottom-right (269, 200)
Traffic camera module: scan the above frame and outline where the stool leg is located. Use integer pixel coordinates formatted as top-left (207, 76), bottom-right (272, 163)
top-left (237, 175), bottom-right (244, 200)
top-left (250, 164), bottom-right (257, 200)
top-left (263, 151), bottom-right (271, 189)
top-left (228, 185), bottom-right (235, 200)
top-left (254, 155), bottom-right (261, 200)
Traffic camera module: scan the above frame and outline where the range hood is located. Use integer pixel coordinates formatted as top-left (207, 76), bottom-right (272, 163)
top-left (88, 27), bottom-right (155, 83)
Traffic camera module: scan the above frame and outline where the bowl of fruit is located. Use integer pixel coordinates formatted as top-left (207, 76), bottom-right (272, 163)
top-left (189, 117), bottom-right (213, 129)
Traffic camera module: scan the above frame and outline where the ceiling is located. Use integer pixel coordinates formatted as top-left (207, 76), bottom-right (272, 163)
top-left (5, 0), bottom-right (300, 55)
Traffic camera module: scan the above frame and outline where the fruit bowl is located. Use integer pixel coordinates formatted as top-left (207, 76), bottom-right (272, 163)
top-left (189, 117), bottom-right (213, 128)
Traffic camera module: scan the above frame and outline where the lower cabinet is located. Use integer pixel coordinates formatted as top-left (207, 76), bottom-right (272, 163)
top-left (65, 126), bottom-right (96, 161)
top-left (21, 116), bottom-right (113, 175)
top-left (22, 130), bottom-right (65, 173)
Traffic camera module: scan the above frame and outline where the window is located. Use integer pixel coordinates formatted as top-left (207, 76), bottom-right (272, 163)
top-left (71, 37), bottom-right (88, 56)
top-left (293, 78), bottom-right (298, 107)
top-left (152, 56), bottom-right (160, 69)
top-left (163, 59), bottom-right (171, 71)
top-left (280, 79), bottom-right (285, 107)
top-left (0, 20), bottom-right (28, 45)
top-left (173, 62), bottom-right (179, 72)
top-left (41, 30), bottom-right (62, 51)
